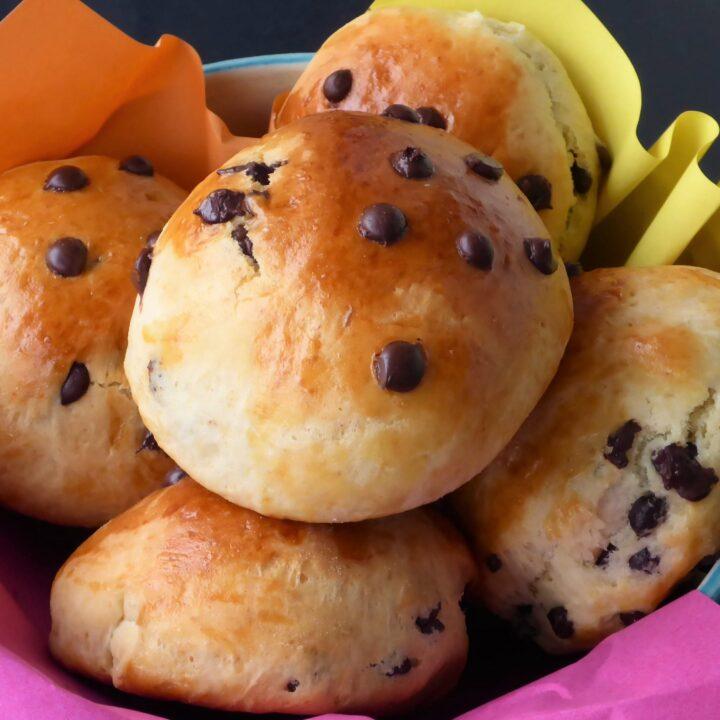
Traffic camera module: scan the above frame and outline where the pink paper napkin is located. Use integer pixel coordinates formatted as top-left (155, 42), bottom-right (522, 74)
top-left (461, 590), bottom-right (720, 720)
top-left (2, 506), bottom-right (719, 720)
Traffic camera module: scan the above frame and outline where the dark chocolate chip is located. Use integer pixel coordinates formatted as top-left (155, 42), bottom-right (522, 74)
top-left (595, 542), bottom-right (618, 568)
top-left (571, 161), bottom-right (593, 196)
top-left (564, 261), bottom-right (583, 278)
top-left (232, 225), bottom-right (254, 261)
top-left (603, 419), bottom-right (641, 469)
top-left (358, 203), bottom-right (407, 246)
top-left (286, 679), bottom-right (299, 693)
top-left (547, 606), bottom-right (574, 639)
top-left (138, 431), bottom-right (160, 453)
top-left (119, 155), bottom-right (154, 177)
top-left (43, 165), bottom-right (89, 192)
top-left (382, 104), bottom-right (421, 123)
top-left (372, 341), bottom-right (427, 393)
top-left (193, 189), bottom-right (247, 224)
top-left (464, 153), bottom-right (504, 182)
top-left (164, 467), bottom-right (187, 487)
top-left (597, 143), bottom-right (612, 174)
top-left (386, 658), bottom-right (415, 677)
top-left (415, 603), bottom-right (445, 634)
top-left (390, 147), bottom-right (434, 180)
top-left (517, 174), bottom-right (553, 211)
top-left (60, 362), bottom-right (90, 405)
top-left (456, 231), bottom-right (494, 270)
top-left (45, 237), bottom-right (88, 277)
top-left (523, 238), bottom-right (558, 275)
top-left (217, 161), bottom-right (277, 186)
top-left (628, 492), bottom-right (668, 538)
top-left (485, 554), bottom-right (502, 573)
top-left (323, 69), bottom-right (353, 103)
top-left (651, 442), bottom-right (719, 502)
top-left (132, 247), bottom-right (152, 295)
top-left (146, 230), bottom-right (161, 250)
top-left (416, 106), bottom-right (447, 129)
top-left (628, 547), bottom-right (660, 574)
top-left (619, 611), bottom-right (646, 627)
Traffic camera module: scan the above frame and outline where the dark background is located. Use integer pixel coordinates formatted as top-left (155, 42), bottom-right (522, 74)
top-left (1, 0), bottom-right (719, 174)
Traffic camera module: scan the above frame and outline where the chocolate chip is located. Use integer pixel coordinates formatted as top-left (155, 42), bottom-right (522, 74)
top-left (416, 106), bottom-right (446, 129)
top-left (372, 341), bottom-right (426, 393)
top-left (523, 238), bottom-right (558, 275)
top-left (45, 237), bottom-right (88, 277)
top-left (571, 161), bottom-right (593, 196)
top-left (595, 542), bottom-right (618, 567)
top-left (217, 161), bottom-right (277, 185)
top-left (119, 155), bottom-right (154, 177)
top-left (164, 467), bottom-right (187, 487)
top-left (386, 658), bottom-right (415, 677)
top-left (564, 261), bottom-right (583, 278)
top-left (629, 492), bottom-right (668, 538)
top-left (603, 419), bottom-right (641, 469)
top-left (597, 143), bottom-right (612, 174)
top-left (323, 69), bottom-right (352, 103)
top-left (651, 442), bottom-right (718, 502)
top-left (358, 203), bottom-right (407, 246)
top-left (132, 247), bottom-right (152, 295)
top-left (390, 147), bottom-right (434, 180)
top-left (547, 606), bottom-right (574, 639)
top-left (485, 554), bottom-right (502, 573)
top-left (193, 189), bottom-right (247, 224)
top-left (619, 611), bottom-right (646, 627)
top-left (232, 225), bottom-right (254, 261)
top-left (43, 165), bottom-right (89, 192)
top-left (517, 174), bottom-right (552, 211)
top-left (456, 231), bottom-right (494, 270)
top-left (464, 153), bottom-right (504, 182)
top-left (285, 679), bottom-right (299, 693)
top-left (628, 547), bottom-right (660, 574)
top-left (415, 603), bottom-right (444, 634)
top-left (138, 431), bottom-right (160, 453)
top-left (60, 362), bottom-right (90, 405)
top-left (146, 230), bottom-right (161, 250)
top-left (381, 104), bottom-right (421, 123)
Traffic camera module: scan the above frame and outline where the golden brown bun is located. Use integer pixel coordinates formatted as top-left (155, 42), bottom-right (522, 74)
top-left (273, 7), bottom-right (600, 261)
top-left (50, 479), bottom-right (476, 715)
top-left (0, 156), bottom-right (185, 526)
top-left (454, 266), bottom-right (720, 652)
top-left (124, 111), bottom-right (573, 522)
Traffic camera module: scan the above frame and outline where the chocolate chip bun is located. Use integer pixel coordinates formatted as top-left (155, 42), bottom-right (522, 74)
top-left (454, 266), bottom-right (720, 652)
top-left (0, 156), bottom-right (185, 526)
top-left (272, 7), bottom-right (600, 261)
top-left (50, 479), bottom-right (475, 715)
top-left (124, 111), bottom-right (573, 522)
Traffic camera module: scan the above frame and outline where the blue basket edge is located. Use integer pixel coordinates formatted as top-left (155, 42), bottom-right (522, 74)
top-left (203, 52), bottom-right (314, 75)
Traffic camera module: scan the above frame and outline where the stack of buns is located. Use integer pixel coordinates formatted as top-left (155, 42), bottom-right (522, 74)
top-left (0, 5), bottom-right (716, 717)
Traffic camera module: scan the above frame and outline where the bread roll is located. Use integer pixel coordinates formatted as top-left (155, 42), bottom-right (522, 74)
top-left (124, 111), bottom-right (573, 522)
top-left (0, 155), bottom-right (184, 526)
top-left (50, 479), bottom-right (476, 715)
top-left (455, 266), bottom-right (720, 652)
top-left (273, 6), bottom-right (600, 260)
